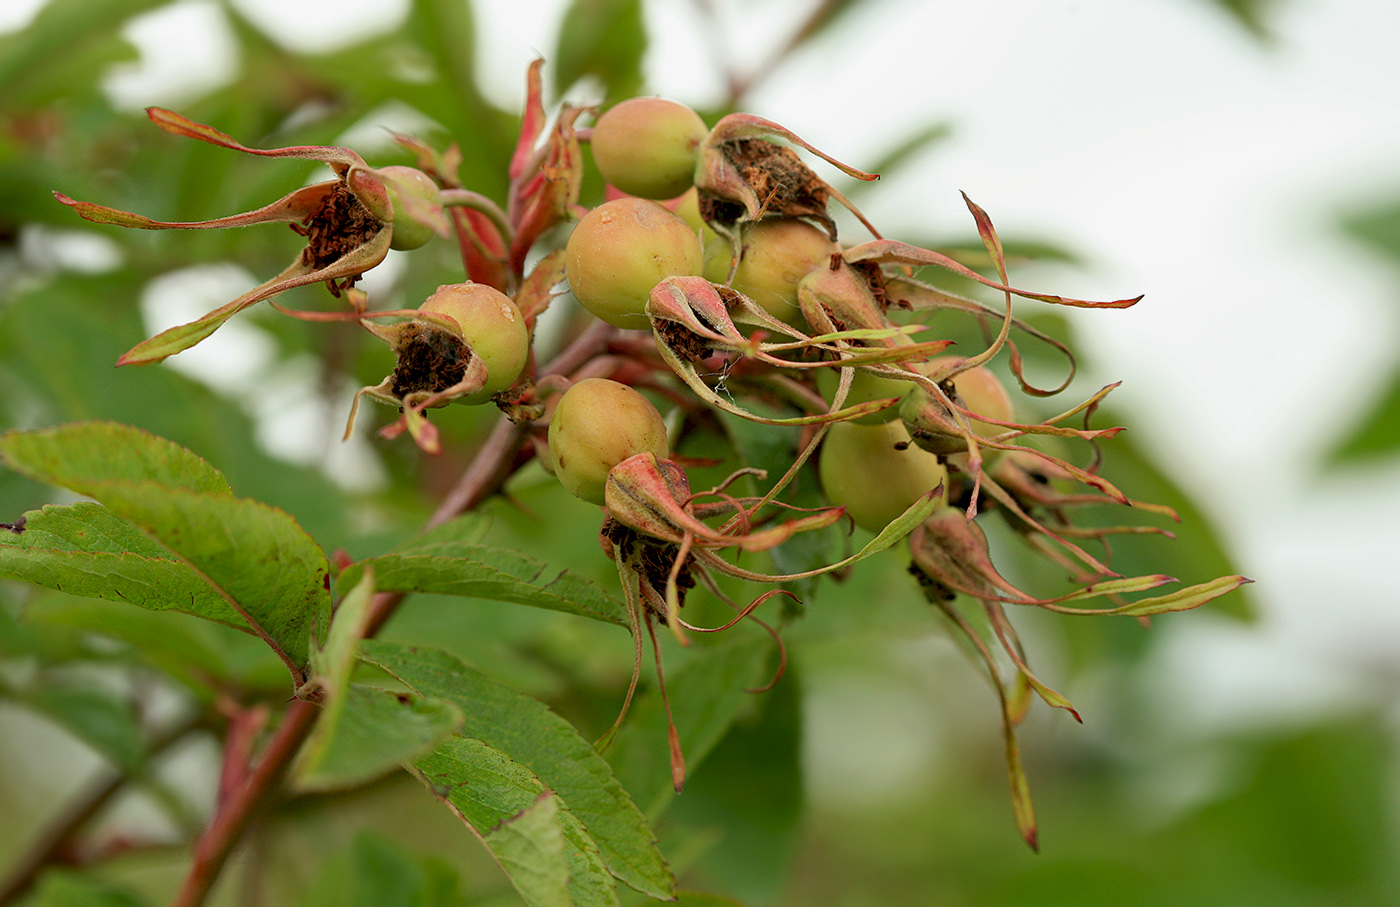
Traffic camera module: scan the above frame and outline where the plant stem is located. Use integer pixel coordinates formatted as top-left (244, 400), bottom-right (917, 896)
top-left (170, 699), bottom-right (319, 907)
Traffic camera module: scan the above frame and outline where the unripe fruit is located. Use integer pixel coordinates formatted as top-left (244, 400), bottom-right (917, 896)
top-left (818, 420), bottom-right (947, 534)
top-left (704, 218), bottom-right (837, 324)
top-left (548, 378), bottom-right (670, 505)
top-left (920, 356), bottom-right (1015, 438)
top-left (378, 165), bottom-right (441, 251)
top-left (565, 197), bottom-right (704, 329)
top-left (415, 283), bottom-right (529, 405)
top-left (591, 98), bottom-right (709, 200)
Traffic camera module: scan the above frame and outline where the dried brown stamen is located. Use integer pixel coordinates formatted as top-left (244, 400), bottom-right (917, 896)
top-left (700, 138), bottom-right (835, 237)
top-left (390, 323), bottom-right (472, 399)
top-left (292, 181), bottom-right (383, 294)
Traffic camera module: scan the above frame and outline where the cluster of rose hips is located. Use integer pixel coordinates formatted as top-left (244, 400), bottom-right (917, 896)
top-left (58, 68), bottom-right (1246, 845)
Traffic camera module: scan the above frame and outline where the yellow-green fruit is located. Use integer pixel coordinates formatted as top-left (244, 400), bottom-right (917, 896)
top-left (922, 356), bottom-right (1015, 437)
top-left (378, 165), bottom-right (441, 251)
top-left (704, 219), bottom-right (837, 325)
top-left (818, 420), bottom-right (948, 533)
top-left (565, 197), bottom-right (704, 329)
top-left (591, 97), bottom-right (709, 200)
top-left (548, 378), bottom-right (670, 505)
top-left (417, 282), bottom-right (529, 404)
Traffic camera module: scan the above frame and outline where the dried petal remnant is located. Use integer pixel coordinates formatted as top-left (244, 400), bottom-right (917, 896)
top-left (292, 182), bottom-right (384, 293)
top-left (699, 139), bottom-right (834, 236)
top-left (389, 323), bottom-right (472, 399)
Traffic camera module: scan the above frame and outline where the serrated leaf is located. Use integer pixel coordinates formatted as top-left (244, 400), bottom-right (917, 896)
top-left (0, 502), bottom-right (246, 629)
top-left (417, 736), bottom-right (620, 907)
top-left (485, 793), bottom-right (572, 907)
top-left (295, 684), bottom-right (462, 793)
top-left (83, 484), bottom-right (329, 666)
top-left (360, 641), bottom-right (673, 901)
top-left (342, 543), bottom-right (627, 627)
top-left (0, 424), bottom-right (330, 666)
top-left (0, 422), bottom-right (231, 496)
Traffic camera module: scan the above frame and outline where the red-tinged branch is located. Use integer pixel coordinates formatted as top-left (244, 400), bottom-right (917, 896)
top-left (171, 700), bottom-right (319, 907)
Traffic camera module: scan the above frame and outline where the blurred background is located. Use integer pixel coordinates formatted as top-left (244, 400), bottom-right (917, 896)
top-left (1, 0), bottom-right (1398, 904)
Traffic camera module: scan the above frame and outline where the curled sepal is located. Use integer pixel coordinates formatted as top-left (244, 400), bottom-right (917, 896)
top-left (695, 112), bottom-right (881, 240)
top-left (55, 109), bottom-right (431, 364)
top-left (886, 275), bottom-right (1079, 397)
top-left (146, 107), bottom-right (368, 171)
top-left (909, 508), bottom-right (1036, 604)
top-left (843, 238), bottom-right (1143, 310)
top-left (603, 453), bottom-right (842, 646)
top-left (118, 230), bottom-right (394, 366)
top-left (604, 453), bottom-right (842, 554)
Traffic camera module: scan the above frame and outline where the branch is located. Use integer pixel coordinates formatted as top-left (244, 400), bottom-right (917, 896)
top-left (170, 699), bottom-right (319, 907)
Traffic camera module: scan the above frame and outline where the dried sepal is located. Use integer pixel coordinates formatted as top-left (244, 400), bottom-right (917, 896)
top-left (55, 108), bottom-right (452, 364)
top-left (694, 112), bottom-right (880, 241)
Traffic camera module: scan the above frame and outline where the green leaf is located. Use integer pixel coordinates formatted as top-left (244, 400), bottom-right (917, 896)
top-left (0, 502), bottom-right (247, 629)
top-left (295, 684), bottom-right (463, 793)
top-left (342, 542), bottom-right (628, 627)
top-left (1207, 0), bottom-right (1282, 41)
top-left (21, 591), bottom-right (288, 697)
top-left (416, 736), bottom-right (619, 907)
top-left (853, 122), bottom-right (954, 189)
top-left (643, 895), bottom-right (744, 907)
top-left (311, 565), bottom-right (378, 692)
top-left (0, 423), bottom-right (331, 666)
top-left (301, 831), bottom-right (469, 907)
top-left (32, 870), bottom-right (152, 907)
top-left (1327, 367), bottom-right (1400, 463)
top-left (0, 0), bottom-right (169, 109)
top-left (552, 0), bottom-right (646, 102)
top-left (608, 634), bottom-right (773, 817)
top-left (0, 422), bottom-right (231, 496)
top-left (666, 668), bottom-right (804, 905)
top-left (360, 640), bottom-right (673, 900)
top-left (484, 793), bottom-right (572, 907)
